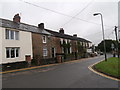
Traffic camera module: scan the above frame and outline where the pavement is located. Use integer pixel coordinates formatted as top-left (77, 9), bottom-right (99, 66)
top-left (2, 55), bottom-right (120, 88)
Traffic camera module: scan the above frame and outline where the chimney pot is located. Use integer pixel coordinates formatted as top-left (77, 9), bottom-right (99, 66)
top-left (59, 28), bottom-right (64, 34)
top-left (38, 23), bottom-right (44, 29)
top-left (13, 14), bottom-right (21, 23)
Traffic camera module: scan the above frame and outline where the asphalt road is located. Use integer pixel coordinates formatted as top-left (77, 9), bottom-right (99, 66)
top-left (2, 55), bottom-right (119, 88)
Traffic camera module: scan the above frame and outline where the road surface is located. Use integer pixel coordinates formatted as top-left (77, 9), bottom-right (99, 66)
top-left (2, 55), bottom-right (119, 88)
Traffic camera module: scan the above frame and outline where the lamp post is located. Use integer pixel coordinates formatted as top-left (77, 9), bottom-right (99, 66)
top-left (93, 13), bottom-right (107, 61)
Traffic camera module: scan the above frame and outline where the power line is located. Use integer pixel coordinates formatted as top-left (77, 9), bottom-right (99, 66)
top-left (106, 30), bottom-right (114, 39)
top-left (84, 26), bottom-right (114, 37)
top-left (19, 0), bottom-right (112, 27)
top-left (62, 0), bottom-right (94, 27)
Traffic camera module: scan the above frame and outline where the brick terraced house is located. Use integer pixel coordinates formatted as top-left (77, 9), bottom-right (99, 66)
top-left (0, 14), bottom-right (92, 69)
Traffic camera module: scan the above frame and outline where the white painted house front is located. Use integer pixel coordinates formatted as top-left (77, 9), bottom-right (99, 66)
top-left (0, 14), bottom-right (51, 65)
top-left (0, 14), bottom-right (34, 64)
top-left (0, 26), bottom-right (33, 64)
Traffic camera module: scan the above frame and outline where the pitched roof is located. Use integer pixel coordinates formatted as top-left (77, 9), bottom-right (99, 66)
top-left (0, 18), bottom-right (91, 43)
top-left (45, 29), bottom-right (91, 43)
top-left (0, 18), bottom-right (51, 35)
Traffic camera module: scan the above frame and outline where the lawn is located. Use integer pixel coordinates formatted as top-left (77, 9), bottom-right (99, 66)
top-left (94, 57), bottom-right (120, 78)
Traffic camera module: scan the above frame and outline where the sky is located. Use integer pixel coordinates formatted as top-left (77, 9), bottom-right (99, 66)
top-left (0, 0), bottom-right (119, 45)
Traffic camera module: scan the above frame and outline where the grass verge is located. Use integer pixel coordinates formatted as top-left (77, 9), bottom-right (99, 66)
top-left (94, 57), bottom-right (120, 79)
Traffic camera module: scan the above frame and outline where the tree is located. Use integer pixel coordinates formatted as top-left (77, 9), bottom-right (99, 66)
top-left (97, 39), bottom-right (118, 52)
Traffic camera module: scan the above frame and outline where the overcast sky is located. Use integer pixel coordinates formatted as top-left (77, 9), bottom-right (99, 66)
top-left (0, 0), bottom-right (119, 45)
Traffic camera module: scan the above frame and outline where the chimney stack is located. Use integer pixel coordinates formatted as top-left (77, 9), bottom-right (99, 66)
top-left (59, 28), bottom-right (64, 34)
top-left (13, 14), bottom-right (21, 23)
top-left (38, 23), bottom-right (44, 29)
top-left (73, 34), bottom-right (77, 37)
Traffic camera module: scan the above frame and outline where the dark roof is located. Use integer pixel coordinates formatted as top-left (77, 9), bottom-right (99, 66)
top-left (0, 18), bottom-right (51, 35)
top-left (0, 18), bottom-right (91, 43)
top-left (45, 29), bottom-right (91, 43)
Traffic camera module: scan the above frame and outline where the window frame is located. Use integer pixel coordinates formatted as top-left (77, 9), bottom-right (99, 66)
top-left (15, 31), bottom-right (19, 40)
top-left (42, 35), bottom-right (47, 43)
top-left (60, 38), bottom-right (63, 44)
top-left (43, 48), bottom-right (47, 56)
top-left (5, 29), bottom-right (19, 40)
top-left (6, 47), bottom-right (20, 58)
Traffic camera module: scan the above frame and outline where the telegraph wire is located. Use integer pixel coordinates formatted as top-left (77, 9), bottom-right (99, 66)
top-left (84, 26), bottom-right (114, 37)
top-left (19, 0), bottom-right (112, 27)
top-left (62, 0), bottom-right (94, 27)
top-left (106, 30), bottom-right (114, 39)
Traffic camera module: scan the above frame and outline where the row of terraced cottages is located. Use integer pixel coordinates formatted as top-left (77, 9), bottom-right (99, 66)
top-left (0, 14), bottom-right (92, 69)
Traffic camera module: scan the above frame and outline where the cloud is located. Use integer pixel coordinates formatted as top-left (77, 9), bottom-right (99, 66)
top-left (0, 0), bottom-right (118, 45)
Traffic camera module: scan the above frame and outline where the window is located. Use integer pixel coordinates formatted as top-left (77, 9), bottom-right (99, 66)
top-left (11, 30), bottom-right (14, 39)
top-left (6, 48), bottom-right (10, 58)
top-left (70, 47), bottom-right (72, 53)
top-left (68, 40), bottom-right (71, 43)
top-left (65, 39), bottom-right (67, 44)
top-left (42, 36), bottom-right (46, 43)
top-left (6, 47), bottom-right (19, 58)
top-left (5, 29), bottom-right (19, 40)
top-left (51, 47), bottom-right (55, 58)
top-left (16, 48), bottom-right (19, 57)
top-left (11, 48), bottom-right (15, 58)
top-left (6, 29), bottom-right (9, 39)
top-left (43, 48), bottom-right (47, 56)
top-left (15, 31), bottom-right (19, 40)
top-left (61, 47), bottom-right (64, 53)
top-left (60, 38), bottom-right (63, 44)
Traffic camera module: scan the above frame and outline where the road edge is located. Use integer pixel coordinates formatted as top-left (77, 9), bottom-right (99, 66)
top-left (88, 59), bottom-right (120, 82)
top-left (0, 63), bottom-right (59, 74)
top-left (1, 57), bottom-right (97, 74)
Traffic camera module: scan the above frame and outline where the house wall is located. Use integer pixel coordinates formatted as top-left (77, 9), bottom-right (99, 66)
top-left (1, 27), bottom-right (33, 64)
top-left (71, 40), bottom-right (77, 53)
top-left (32, 33), bottom-right (42, 61)
top-left (32, 33), bottom-right (62, 61)
top-left (50, 36), bottom-right (61, 54)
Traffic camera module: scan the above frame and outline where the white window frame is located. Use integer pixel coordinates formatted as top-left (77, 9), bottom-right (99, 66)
top-left (15, 31), bottom-right (19, 40)
top-left (62, 47), bottom-right (64, 53)
top-left (6, 47), bottom-right (20, 58)
top-left (42, 35), bottom-right (47, 43)
top-left (43, 48), bottom-right (47, 56)
top-left (65, 39), bottom-right (67, 44)
top-left (69, 40), bottom-right (71, 43)
top-left (60, 38), bottom-right (63, 44)
top-left (10, 30), bottom-right (14, 40)
top-left (5, 29), bottom-right (19, 40)
top-left (70, 47), bottom-right (72, 53)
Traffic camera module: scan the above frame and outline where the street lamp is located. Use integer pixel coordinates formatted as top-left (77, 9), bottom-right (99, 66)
top-left (93, 13), bottom-right (107, 61)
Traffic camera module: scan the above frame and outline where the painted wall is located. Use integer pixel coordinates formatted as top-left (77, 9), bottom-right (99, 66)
top-left (1, 27), bottom-right (33, 64)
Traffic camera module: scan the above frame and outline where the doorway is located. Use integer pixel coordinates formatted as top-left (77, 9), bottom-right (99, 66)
top-left (51, 47), bottom-right (55, 58)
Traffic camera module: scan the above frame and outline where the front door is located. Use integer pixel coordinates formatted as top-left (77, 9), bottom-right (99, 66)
top-left (51, 47), bottom-right (55, 58)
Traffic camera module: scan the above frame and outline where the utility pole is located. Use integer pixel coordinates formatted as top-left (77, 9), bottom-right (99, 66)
top-left (114, 26), bottom-right (119, 58)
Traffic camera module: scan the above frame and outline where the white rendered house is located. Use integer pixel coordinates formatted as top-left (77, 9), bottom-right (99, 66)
top-left (0, 14), bottom-right (51, 65)
top-left (0, 18), bottom-right (33, 64)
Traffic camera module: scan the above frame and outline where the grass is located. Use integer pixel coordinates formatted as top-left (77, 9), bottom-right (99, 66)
top-left (94, 57), bottom-right (120, 78)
